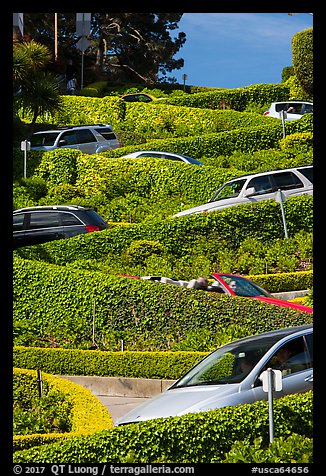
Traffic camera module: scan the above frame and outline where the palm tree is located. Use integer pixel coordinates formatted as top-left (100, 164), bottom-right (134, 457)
top-left (13, 39), bottom-right (63, 134)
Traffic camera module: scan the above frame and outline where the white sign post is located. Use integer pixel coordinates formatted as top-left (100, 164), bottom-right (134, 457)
top-left (259, 368), bottom-right (282, 443)
top-left (21, 140), bottom-right (31, 179)
top-left (275, 189), bottom-right (289, 239)
top-left (76, 13), bottom-right (91, 90)
top-left (279, 110), bottom-right (287, 138)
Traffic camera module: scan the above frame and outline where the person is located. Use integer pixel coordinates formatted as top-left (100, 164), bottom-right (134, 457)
top-left (286, 105), bottom-right (296, 113)
top-left (67, 76), bottom-right (77, 95)
top-left (228, 280), bottom-right (237, 292)
top-left (271, 341), bottom-right (307, 374)
top-left (65, 59), bottom-right (77, 94)
top-left (187, 276), bottom-right (209, 290)
top-left (239, 357), bottom-right (254, 374)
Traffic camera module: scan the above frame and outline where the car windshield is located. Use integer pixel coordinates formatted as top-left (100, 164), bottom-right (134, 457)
top-left (178, 154), bottom-right (203, 165)
top-left (30, 132), bottom-right (60, 147)
top-left (209, 179), bottom-right (247, 202)
top-left (173, 334), bottom-right (285, 387)
top-left (220, 275), bottom-right (272, 297)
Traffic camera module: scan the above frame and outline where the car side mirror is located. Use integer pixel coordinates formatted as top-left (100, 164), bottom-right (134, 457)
top-left (58, 139), bottom-right (67, 146)
top-left (243, 187), bottom-right (256, 197)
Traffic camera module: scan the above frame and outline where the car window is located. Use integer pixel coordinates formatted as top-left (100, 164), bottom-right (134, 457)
top-left (30, 132), bottom-right (60, 147)
top-left (83, 210), bottom-right (108, 227)
top-left (13, 214), bottom-right (25, 231)
top-left (272, 172), bottom-right (303, 190)
top-left (60, 131), bottom-right (79, 145)
top-left (162, 154), bottom-right (183, 162)
top-left (76, 129), bottom-right (96, 144)
top-left (304, 333), bottom-right (313, 366)
top-left (298, 167), bottom-right (313, 184)
top-left (138, 153), bottom-right (162, 158)
top-left (265, 336), bottom-right (311, 376)
top-left (60, 212), bottom-right (83, 226)
top-left (94, 128), bottom-right (117, 141)
top-left (303, 104), bottom-right (313, 114)
top-left (27, 212), bottom-right (61, 229)
top-left (247, 175), bottom-right (274, 195)
top-left (210, 179), bottom-right (246, 202)
top-left (174, 334), bottom-right (285, 387)
top-left (219, 275), bottom-right (271, 297)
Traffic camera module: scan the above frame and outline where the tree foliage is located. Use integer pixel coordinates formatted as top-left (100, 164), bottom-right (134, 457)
top-left (292, 28), bottom-right (313, 99)
top-left (23, 13), bottom-right (186, 84)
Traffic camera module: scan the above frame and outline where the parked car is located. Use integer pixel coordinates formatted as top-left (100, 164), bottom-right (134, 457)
top-left (13, 205), bottom-right (109, 248)
top-left (119, 150), bottom-right (204, 165)
top-left (209, 273), bottom-right (313, 313)
top-left (173, 165), bottom-right (313, 217)
top-left (119, 274), bottom-right (313, 313)
top-left (117, 324), bottom-right (313, 425)
top-left (263, 101), bottom-right (313, 121)
top-left (121, 93), bottom-right (155, 102)
top-left (28, 124), bottom-right (121, 154)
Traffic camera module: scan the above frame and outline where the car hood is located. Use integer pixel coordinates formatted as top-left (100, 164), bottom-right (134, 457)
top-left (173, 199), bottom-right (239, 217)
top-left (116, 384), bottom-right (240, 425)
top-left (254, 296), bottom-right (313, 313)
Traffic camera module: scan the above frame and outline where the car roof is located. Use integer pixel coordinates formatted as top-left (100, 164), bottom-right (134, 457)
top-left (272, 101), bottom-right (313, 105)
top-left (13, 205), bottom-right (89, 213)
top-left (225, 324), bottom-right (312, 347)
top-left (225, 165), bottom-right (313, 182)
top-left (32, 124), bottom-right (113, 134)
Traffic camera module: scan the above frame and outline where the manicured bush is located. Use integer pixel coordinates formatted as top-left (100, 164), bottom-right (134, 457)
top-left (13, 256), bottom-right (312, 350)
top-left (13, 368), bottom-right (113, 452)
top-left (13, 391), bottom-right (313, 463)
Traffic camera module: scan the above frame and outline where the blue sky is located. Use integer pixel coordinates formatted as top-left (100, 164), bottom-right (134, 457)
top-left (172, 13), bottom-right (313, 89)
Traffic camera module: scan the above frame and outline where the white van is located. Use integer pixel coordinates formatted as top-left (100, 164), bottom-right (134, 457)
top-left (173, 165), bottom-right (313, 218)
top-left (29, 124), bottom-right (121, 154)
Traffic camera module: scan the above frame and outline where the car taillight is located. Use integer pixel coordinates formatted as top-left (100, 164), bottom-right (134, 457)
top-left (263, 111), bottom-right (270, 116)
top-left (85, 225), bottom-right (100, 232)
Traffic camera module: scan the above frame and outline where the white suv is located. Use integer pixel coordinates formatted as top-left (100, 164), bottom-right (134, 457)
top-left (29, 124), bottom-right (121, 154)
top-left (173, 165), bottom-right (313, 218)
top-left (263, 101), bottom-right (313, 121)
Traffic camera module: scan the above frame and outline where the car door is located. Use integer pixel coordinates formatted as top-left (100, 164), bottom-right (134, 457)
top-left (76, 128), bottom-right (98, 154)
top-left (242, 174), bottom-right (275, 204)
top-left (271, 171), bottom-right (307, 199)
top-left (240, 333), bottom-right (313, 405)
top-left (23, 211), bottom-right (64, 246)
top-left (57, 130), bottom-right (80, 151)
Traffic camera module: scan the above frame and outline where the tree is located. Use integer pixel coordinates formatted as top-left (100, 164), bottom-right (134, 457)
top-left (22, 13), bottom-right (186, 84)
top-left (292, 28), bottom-right (313, 100)
top-left (13, 39), bottom-right (63, 133)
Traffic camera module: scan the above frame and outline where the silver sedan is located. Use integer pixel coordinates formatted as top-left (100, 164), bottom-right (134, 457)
top-left (116, 325), bottom-right (313, 425)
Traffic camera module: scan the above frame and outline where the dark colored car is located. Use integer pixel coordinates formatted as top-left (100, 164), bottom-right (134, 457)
top-left (13, 205), bottom-right (109, 248)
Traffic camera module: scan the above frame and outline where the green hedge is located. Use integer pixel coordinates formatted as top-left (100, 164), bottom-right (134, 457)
top-left (13, 390), bottom-right (313, 463)
top-left (14, 195), bottom-right (313, 264)
top-left (163, 83), bottom-right (290, 110)
top-left (13, 368), bottom-right (113, 452)
top-left (252, 270), bottom-right (313, 293)
top-left (104, 123), bottom-right (285, 159)
top-left (13, 347), bottom-right (205, 379)
top-left (13, 256), bottom-right (312, 349)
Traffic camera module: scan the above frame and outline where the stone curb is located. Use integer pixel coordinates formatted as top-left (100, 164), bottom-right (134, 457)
top-left (59, 375), bottom-right (176, 398)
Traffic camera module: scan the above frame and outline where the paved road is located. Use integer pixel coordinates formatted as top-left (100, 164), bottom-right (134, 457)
top-left (97, 395), bottom-right (150, 424)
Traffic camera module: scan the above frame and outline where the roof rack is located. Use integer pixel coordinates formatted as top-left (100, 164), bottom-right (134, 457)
top-left (56, 124), bottom-right (111, 130)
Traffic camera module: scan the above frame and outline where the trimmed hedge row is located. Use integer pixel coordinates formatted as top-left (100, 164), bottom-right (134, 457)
top-left (162, 83), bottom-right (290, 110)
top-left (14, 195), bottom-right (313, 264)
top-left (251, 270), bottom-right (313, 293)
top-left (13, 347), bottom-right (205, 379)
top-left (13, 256), bottom-right (313, 349)
top-left (13, 390), bottom-right (313, 463)
top-left (13, 368), bottom-right (113, 452)
top-left (104, 123), bottom-right (285, 159)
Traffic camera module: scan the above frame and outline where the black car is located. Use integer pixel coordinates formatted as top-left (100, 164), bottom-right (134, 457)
top-left (13, 205), bottom-right (109, 248)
